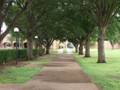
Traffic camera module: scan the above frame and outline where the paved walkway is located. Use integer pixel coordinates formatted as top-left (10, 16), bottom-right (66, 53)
top-left (0, 54), bottom-right (99, 90)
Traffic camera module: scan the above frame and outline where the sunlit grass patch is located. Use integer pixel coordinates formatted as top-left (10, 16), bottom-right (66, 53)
top-left (0, 66), bottom-right (42, 83)
top-left (74, 49), bottom-right (120, 90)
top-left (0, 58), bottom-right (51, 83)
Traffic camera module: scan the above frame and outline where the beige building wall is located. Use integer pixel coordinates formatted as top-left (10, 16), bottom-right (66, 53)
top-left (0, 34), bottom-right (11, 48)
top-left (51, 40), bottom-right (60, 50)
top-left (1, 34), bottom-right (120, 50)
top-left (90, 41), bottom-right (120, 49)
top-left (51, 40), bottom-right (69, 50)
top-left (0, 34), bottom-right (26, 49)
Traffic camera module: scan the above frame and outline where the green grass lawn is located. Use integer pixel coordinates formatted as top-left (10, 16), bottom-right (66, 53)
top-left (74, 49), bottom-right (120, 90)
top-left (0, 66), bottom-right (42, 83)
top-left (0, 58), bottom-right (51, 83)
top-left (50, 50), bottom-right (57, 54)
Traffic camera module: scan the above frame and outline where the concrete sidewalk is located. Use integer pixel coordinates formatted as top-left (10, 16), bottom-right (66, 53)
top-left (0, 54), bottom-right (99, 90)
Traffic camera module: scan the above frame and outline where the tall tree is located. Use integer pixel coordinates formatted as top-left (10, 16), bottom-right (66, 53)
top-left (79, 14), bottom-right (96, 57)
top-left (16, 0), bottom-right (57, 59)
top-left (88, 0), bottom-right (120, 63)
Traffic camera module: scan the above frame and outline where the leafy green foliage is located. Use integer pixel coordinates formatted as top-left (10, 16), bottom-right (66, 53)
top-left (106, 17), bottom-right (120, 45)
top-left (0, 50), bottom-right (16, 63)
top-left (0, 0), bottom-right (31, 42)
top-left (0, 49), bottom-right (39, 64)
top-left (88, 0), bottom-right (120, 27)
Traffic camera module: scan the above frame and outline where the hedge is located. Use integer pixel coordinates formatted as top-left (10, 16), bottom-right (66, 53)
top-left (0, 49), bottom-right (39, 64)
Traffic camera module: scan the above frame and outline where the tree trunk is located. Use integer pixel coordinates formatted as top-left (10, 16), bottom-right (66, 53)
top-left (75, 45), bottom-right (78, 53)
top-left (46, 45), bottom-right (50, 54)
top-left (27, 38), bottom-right (33, 60)
top-left (98, 27), bottom-right (106, 63)
top-left (110, 41), bottom-right (114, 50)
top-left (112, 45), bottom-right (114, 50)
top-left (79, 40), bottom-right (84, 55)
top-left (39, 43), bottom-right (44, 56)
top-left (39, 43), bottom-right (42, 50)
top-left (85, 33), bottom-right (91, 57)
top-left (73, 44), bottom-right (78, 53)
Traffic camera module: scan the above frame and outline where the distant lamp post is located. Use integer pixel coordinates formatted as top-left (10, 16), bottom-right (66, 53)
top-left (35, 36), bottom-right (38, 49)
top-left (14, 27), bottom-right (19, 65)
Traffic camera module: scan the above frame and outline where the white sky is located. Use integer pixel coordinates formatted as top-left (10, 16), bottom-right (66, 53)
top-left (1, 22), bottom-right (7, 33)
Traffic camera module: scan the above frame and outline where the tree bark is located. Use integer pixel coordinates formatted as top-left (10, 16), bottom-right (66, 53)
top-left (27, 38), bottom-right (33, 60)
top-left (110, 41), bottom-right (114, 50)
top-left (79, 40), bottom-right (84, 55)
top-left (46, 45), bottom-right (50, 54)
top-left (39, 44), bottom-right (42, 50)
top-left (75, 45), bottom-right (78, 53)
top-left (98, 27), bottom-right (106, 63)
top-left (0, 0), bottom-right (5, 12)
top-left (112, 45), bottom-right (114, 50)
top-left (73, 44), bottom-right (78, 53)
top-left (85, 33), bottom-right (91, 57)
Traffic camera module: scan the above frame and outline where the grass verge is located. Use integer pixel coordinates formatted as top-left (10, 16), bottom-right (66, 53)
top-left (0, 58), bottom-right (51, 83)
top-left (74, 49), bottom-right (120, 90)
top-left (0, 66), bottom-right (42, 83)
top-left (22, 58), bottom-right (51, 64)
top-left (50, 50), bottom-right (57, 54)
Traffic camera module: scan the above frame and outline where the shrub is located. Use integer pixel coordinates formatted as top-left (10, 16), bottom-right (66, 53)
top-left (0, 49), bottom-right (39, 64)
top-left (33, 49), bottom-right (39, 56)
top-left (18, 49), bottom-right (27, 58)
top-left (0, 50), bottom-right (16, 63)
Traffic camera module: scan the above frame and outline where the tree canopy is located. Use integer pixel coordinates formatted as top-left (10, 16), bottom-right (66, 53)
top-left (1, 0), bottom-right (120, 63)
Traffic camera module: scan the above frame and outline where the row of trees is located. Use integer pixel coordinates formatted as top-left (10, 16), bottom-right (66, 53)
top-left (64, 0), bottom-right (120, 63)
top-left (0, 0), bottom-right (120, 63)
top-left (57, 0), bottom-right (120, 63)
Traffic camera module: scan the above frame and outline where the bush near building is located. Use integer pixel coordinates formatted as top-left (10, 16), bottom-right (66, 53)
top-left (0, 49), bottom-right (40, 64)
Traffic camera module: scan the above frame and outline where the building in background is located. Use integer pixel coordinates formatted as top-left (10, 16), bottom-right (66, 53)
top-left (0, 34), bottom-right (120, 50)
